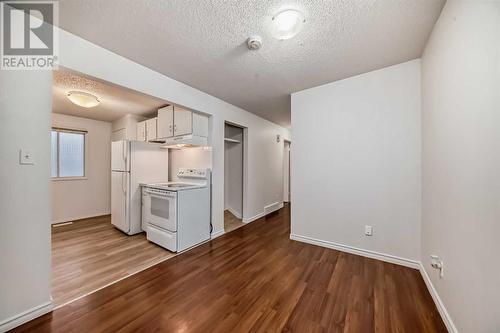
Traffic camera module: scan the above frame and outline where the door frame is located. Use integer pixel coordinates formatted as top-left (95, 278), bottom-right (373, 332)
top-left (283, 140), bottom-right (291, 203)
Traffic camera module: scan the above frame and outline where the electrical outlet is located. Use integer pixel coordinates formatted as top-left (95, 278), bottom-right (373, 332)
top-left (364, 225), bottom-right (373, 236)
top-left (430, 255), bottom-right (444, 278)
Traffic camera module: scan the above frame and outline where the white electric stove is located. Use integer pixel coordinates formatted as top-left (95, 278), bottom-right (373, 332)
top-left (141, 168), bottom-right (211, 252)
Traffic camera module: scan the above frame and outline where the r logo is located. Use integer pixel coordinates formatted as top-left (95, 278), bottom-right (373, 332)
top-left (1, 1), bottom-right (58, 69)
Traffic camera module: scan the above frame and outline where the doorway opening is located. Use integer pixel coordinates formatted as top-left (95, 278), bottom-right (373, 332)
top-left (50, 68), bottom-right (183, 307)
top-left (283, 140), bottom-right (291, 203)
top-left (224, 122), bottom-right (246, 233)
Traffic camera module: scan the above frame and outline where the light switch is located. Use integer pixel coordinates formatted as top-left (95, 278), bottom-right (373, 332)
top-left (364, 225), bottom-right (373, 236)
top-left (19, 149), bottom-right (35, 165)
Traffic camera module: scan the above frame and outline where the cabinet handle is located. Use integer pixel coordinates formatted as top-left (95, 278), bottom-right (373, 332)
top-left (174, 124), bottom-right (177, 133)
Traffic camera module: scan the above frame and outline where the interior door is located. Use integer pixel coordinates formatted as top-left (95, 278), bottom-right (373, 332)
top-left (158, 106), bottom-right (174, 138)
top-left (111, 171), bottom-right (129, 233)
top-left (111, 140), bottom-right (129, 171)
top-left (174, 107), bottom-right (192, 136)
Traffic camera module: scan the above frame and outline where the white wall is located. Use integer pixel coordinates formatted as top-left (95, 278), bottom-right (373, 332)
top-left (291, 60), bottom-right (421, 263)
top-left (169, 147), bottom-right (212, 181)
top-left (51, 113), bottom-right (112, 223)
top-left (0, 71), bottom-right (53, 330)
top-left (421, 1), bottom-right (500, 332)
top-left (58, 28), bottom-right (291, 235)
top-left (111, 114), bottom-right (146, 141)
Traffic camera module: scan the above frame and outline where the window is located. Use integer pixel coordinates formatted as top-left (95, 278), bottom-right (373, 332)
top-left (51, 128), bottom-right (86, 179)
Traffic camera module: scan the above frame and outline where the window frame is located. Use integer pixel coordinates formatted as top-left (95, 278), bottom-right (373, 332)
top-left (51, 127), bottom-right (88, 181)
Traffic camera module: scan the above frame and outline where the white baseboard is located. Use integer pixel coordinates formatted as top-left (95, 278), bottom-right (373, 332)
top-left (211, 229), bottom-right (225, 239)
top-left (419, 263), bottom-right (457, 333)
top-left (0, 301), bottom-right (53, 332)
top-left (289, 233), bottom-right (420, 269)
top-left (225, 207), bottom-right (242, 220)
top-left (52, 211), bottom-right (110, 225)
top-left (242, 211), bottom-right (265, 224)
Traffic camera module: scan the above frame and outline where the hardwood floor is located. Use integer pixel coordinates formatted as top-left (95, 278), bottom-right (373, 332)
top-left (51, 215), bottom-right (174, 307)
top-left (15, 205), bottom-right (446, 332)
top-left (224, 209), bottom-right (245, 233)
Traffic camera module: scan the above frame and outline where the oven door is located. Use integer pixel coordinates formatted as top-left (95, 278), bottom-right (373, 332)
top-left (144, 189), bottom-right (177, 232)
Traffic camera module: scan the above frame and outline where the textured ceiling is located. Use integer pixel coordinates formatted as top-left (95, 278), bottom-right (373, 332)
top-left (53, 69), bottom-right (167, 122)
top-left (57, 0), bottom-right (445, 127)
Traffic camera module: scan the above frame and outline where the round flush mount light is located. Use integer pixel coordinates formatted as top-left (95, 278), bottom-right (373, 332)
top-left (271, 9), bottom-right (305, 40)
top-left (66, 91), bottom-right (100, 108)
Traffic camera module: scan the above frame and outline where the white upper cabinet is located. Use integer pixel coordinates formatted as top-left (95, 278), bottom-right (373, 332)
top-left (137, 117), bottom-right (158, 142)
top-left (158, 105), bottom-right (174, 139)
top-left (157, 105), bottom-right (208, 140)
top-left (145, 118), bottom-right (157, 141)
top-left (173, 107), bottom-right (192, 136)
top-left (137, 120), bottom-right (146, 141)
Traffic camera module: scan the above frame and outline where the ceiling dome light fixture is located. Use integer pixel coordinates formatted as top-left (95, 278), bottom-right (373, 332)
top-left (66, 91), bottom-right (100, 108)
top-left (271, 9), bottom-right (305, 40)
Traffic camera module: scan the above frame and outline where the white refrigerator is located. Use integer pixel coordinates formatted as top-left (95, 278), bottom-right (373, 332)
top-left (111, 140), bottom-right (168, 235)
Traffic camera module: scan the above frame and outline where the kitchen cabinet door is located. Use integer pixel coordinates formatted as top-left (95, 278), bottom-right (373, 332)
top-left (137, 121), bottom-right (146, 141)
top-left (174, 107), bottom-right (192, 136)
top-left (158, 105), bottom-right (174, 138)
top-left (146, 118), bottom-right (157, 141)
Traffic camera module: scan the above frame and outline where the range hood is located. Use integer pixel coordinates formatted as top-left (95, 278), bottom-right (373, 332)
top-left (161, 134), bottom-right (208, 149)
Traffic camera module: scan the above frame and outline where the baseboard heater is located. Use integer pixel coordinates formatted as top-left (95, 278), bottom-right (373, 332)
top-left (264, 202), bottom-right (282, 215)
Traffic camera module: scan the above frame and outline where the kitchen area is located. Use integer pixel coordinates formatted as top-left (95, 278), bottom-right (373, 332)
top-left (51, 69), bottom-right (215, 307)
top-left (111, 104), bottom-right (213, 253)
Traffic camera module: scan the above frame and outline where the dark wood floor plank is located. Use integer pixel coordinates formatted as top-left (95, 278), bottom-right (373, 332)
top-left (12, 205), bottom-right (447, 333)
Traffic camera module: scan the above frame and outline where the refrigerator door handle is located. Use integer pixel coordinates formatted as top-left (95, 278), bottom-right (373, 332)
top-left (122, 173), bottom-right (127, 194)
top-left (123, 141), bottom-right (127, 168)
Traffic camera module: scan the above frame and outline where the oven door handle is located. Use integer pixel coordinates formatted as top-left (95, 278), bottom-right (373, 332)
top-left (144, 189), bottom-right (176, 198)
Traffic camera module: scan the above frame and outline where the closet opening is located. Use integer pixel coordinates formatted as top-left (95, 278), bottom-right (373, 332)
top-left (224, 122), bottom-right (246, 233)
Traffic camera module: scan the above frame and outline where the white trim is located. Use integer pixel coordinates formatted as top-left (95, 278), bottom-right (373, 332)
top-left (0, 301), bottom-right (53, 332)
top-left (51, 212), bottom-right (110, 225)
top-left (242, 211), bottom-right (265, 224)
top-left (211, 229), bottom-right (225, 239)
top-left (51, 176), bottom-right (88, 181)
top-left (226, 207), bottom-right (242, 220)
top-left (289, 233), bottom-right (420, 269)
top-left (419, 263), bottom-right (458, 333)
